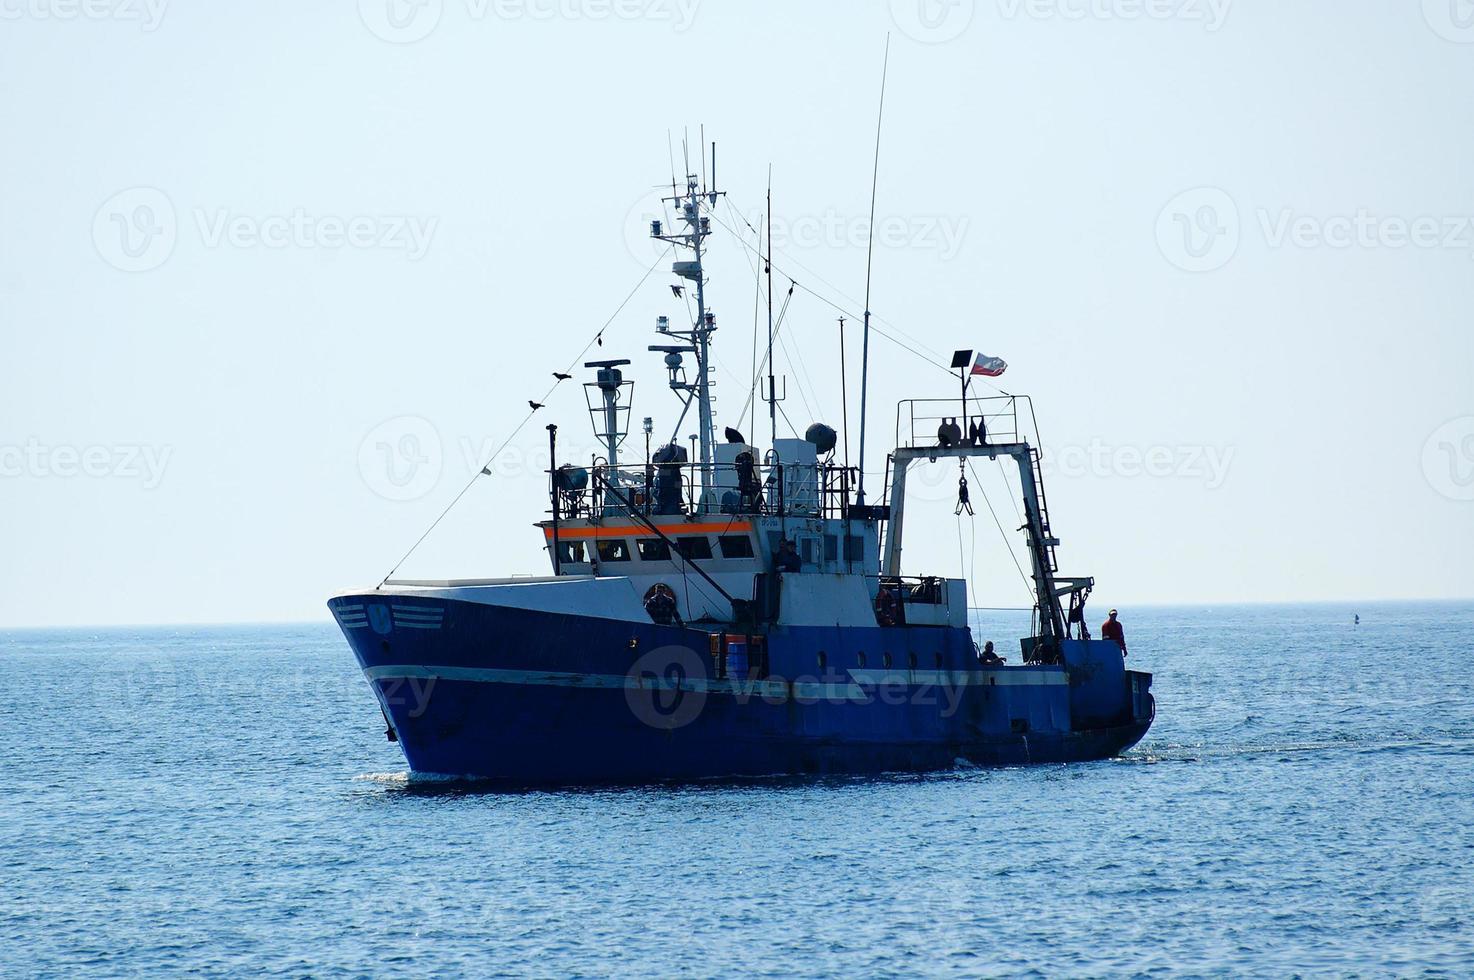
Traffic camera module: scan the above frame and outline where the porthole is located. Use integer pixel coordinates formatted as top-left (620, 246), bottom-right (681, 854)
top-left (908, 652), bottom-right (918, 670)
top-left (882, 652), bottom-right (892, 669)
top-left (817, 651), bottom-right (827, 671)
top-left (857, 651), bottom-right (867, 668)
top-left (934, 652), bottom-right (943, 669)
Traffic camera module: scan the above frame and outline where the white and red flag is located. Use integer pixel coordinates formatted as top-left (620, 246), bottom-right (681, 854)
top-left (970, 353), bottom-right (1008, 378)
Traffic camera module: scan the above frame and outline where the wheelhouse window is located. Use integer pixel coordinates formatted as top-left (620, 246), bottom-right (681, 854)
top-left (718, 535), bottom-right (754, 558)
top-left (596, 539), bottom-right (632, 562)
top-left (637, 538), bottom-right (672, 562)
top-left (676, 536), bottom-right (712, 560)
top-left (843, 535), bottom-right (865, 561)
top-left (556, 540), bottom-right (588, 563)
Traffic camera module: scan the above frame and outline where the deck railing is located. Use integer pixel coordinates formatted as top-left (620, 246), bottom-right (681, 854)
top-left (550, 458), bottom-right (861, 522)
top-left (893, 394), bottom-right (1039, 452)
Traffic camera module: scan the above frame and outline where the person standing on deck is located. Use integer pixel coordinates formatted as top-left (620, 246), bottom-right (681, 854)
top-left (1101, 609), bottom-right (1127, 657)
top-left (774, 539), bottom-right (802, 573)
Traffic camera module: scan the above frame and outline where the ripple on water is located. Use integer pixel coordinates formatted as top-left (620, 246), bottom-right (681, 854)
top-left (2, 604), bottom-right (1473, 974)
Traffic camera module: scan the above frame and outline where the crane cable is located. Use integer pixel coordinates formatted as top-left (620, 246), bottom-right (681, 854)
top-left (965, 457), bottom-right (1034, 604)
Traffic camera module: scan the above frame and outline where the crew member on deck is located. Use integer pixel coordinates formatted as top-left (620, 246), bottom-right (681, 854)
top-left (1101, 609), bottom-right (1127, 656)
top-left (979, 640), bottom-right (1004, 666)
top-left (774, 539), bottom-right (802, 573)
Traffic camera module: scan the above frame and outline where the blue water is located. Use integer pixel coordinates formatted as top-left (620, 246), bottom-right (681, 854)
top-left (3, 602), bottom-right (1471, 975)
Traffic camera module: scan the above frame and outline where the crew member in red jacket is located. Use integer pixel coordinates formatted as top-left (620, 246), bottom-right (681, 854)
top-left (1101, 608), bottom-right (1127, 656)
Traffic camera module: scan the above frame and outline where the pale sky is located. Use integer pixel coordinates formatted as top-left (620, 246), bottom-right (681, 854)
top-left (3, 1), bottom-right (1472, 627)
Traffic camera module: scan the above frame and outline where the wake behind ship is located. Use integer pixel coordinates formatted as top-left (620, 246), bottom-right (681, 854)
top-left (329, 146), bottom-right (1154, 784)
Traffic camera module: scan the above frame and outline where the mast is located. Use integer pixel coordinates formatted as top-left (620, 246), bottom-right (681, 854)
top-left (651, 151), bottom-right (724, 507)
top-left (691, 185), bottom-right (715, 493)
top-left (855, 36), bottom-right (890, 506)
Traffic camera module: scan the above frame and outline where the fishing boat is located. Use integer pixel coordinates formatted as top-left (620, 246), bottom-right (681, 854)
top-left (328, 147), bottom-right (1154, 784)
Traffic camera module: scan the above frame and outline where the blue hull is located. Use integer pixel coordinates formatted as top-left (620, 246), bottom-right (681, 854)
top-left (330, 594), bottom-right (1154, 785)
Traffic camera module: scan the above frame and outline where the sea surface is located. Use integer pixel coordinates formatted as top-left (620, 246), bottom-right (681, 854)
top-left (2, 602), bottom-right (1471, 976)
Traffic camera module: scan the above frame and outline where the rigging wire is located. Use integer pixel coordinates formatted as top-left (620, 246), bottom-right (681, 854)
top-left (774, 282), bottom-right (824, 423)
top-left (712, 204), bottom-right (976, 383)
top-left (716, 200), bottom-right (955, 367)
top-left (375, 246), bottom-right (674, 588)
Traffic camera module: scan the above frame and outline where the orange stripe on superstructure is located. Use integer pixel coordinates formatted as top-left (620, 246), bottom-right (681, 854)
top-left (541, 521), bottom-right (753, 540)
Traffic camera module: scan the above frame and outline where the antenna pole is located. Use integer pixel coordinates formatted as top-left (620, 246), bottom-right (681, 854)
top-left (839, 315), bottom-right (853, 572)
top-left (547, 424), bottom-right (561, 576)
top-left (856, 34), bottom-right (890, 506)
top-left (766, 168), bottom-right (776, 449)
top-left (839, 316), bottom-right (851, 476)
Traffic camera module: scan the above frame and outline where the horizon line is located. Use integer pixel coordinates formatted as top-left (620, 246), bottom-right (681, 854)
top-left (2, 595), bottom-right (1471, 632)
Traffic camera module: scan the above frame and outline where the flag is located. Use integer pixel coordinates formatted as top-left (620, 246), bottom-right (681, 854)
top-left (971, 353), bottom-right (1007, 378)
